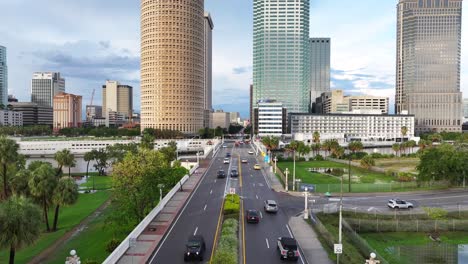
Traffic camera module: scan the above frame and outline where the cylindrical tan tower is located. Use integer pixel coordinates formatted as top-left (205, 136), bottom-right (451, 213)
top-left (141, 0), bottom-right (205, 134)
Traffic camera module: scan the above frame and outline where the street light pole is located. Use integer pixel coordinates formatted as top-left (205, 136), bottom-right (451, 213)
top-left (285, 168), bottom-right (289, 192)
top-left (293, 151), bottom-right (296, 191)
top-left (274, 156), bottom-right (278, 173)
top-left (348, 151), bottom-right (351, 193)
top-left (337, 158), bottom-right (344, 264)
top-left (304, 187), bottom-right (309, 219)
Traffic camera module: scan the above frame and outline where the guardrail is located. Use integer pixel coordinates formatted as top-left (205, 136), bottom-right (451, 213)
top-left (103, 163), bottom-right (200, 264)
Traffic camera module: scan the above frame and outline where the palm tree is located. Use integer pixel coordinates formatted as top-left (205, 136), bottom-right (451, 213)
top-left (311, 143), bottom-right (321, 157)
top-left (261, 136), bottom-right (279, 153)
top-left (286, 140), bottom-right (300, 191)
top-left (401, 126), bottom-right (408, 141)
top-left (0, 136), bottom-right (19, 199)
top-left (52, 178), bottom-right (78, 231)
top-left (10, 169), bottom-right (32, 197)
top-left (312, 131), bottom-right (320, 143)
top-left (392, 143), bottom-right (400, 157)
top-left (348, 141), bottom-right (364, 154)
top-left (0, 195), bottom-right (42, 264)
top-left (418, 139), bottom-right (427, 151)
top-left (84, 151), bottom-right (95, 179)
top-left (407, 140), bottom-right (417, 154)
top-left (28, 163), bottom-right (58, 232)
top-left (54, 149), bottom-right (74, 177)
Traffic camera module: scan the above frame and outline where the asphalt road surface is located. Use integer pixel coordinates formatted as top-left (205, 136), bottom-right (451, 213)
top-left (149, 144), bottom-right (235, 264)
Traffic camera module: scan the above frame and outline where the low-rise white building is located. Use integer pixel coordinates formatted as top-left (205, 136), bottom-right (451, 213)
top-left (254, 101), bottom-right (286, 137)
top-left (0, 110), bottom-right (23, 126)
top-left (289, 113), bottom-right (415, 143)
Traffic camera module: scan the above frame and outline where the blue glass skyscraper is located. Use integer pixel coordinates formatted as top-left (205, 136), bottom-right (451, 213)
top-left (253, 0), bottom-right (310, 113)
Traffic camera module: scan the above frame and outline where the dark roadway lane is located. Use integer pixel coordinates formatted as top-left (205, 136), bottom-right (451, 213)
top-left (239, 146), bottom-right (306, 264)
top-left (149, 144), bottom-right (235, 264)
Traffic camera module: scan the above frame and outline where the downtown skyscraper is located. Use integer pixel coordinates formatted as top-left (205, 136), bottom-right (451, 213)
top-left (309, 38), bottom-right (330, 112)
top-left (253, 0), bottom-right (310, 113)
top-left (396, 0), bottom-right (463, 133)
top-left (31, 72), bottom-right (65, 107)
top-left (0, 46), bottom-right (7, 106)
top-left (140, 0), bottom-right (206, 134)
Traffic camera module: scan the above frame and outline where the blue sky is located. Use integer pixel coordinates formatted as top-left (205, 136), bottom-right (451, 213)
top-left (1, 0), bottom-right (467, 118)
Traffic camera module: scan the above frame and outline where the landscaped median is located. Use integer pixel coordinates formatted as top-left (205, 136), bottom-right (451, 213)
top-left (211, 194), bottom-right (240, 264)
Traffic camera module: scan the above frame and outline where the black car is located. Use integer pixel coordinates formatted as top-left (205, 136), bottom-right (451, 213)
top-left (246, 209), bottom-right (260, 223)
top-left (277, 237), bottom-right (299, 261)
top-left (226, 152), bottom-right (231, 157)
top-left (217, 170), bottom-right (226, 178)
top-left (231, 168), bottom-right (239, 177)
top-left (184, 235), bottom-right (206, 261)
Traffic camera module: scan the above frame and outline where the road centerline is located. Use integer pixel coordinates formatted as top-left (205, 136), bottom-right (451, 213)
top-left (265, 238), bottom-right (270, 249)
top-left (194, 226), bottom-right (198, 236)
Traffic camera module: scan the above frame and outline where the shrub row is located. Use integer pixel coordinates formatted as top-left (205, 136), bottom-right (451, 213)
top-left (224, 194), bottom-right (240, 219)
top-left (212, 217), bottom-right (239, 264)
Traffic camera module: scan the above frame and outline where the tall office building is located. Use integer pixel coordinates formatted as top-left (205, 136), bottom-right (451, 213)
top-left (309, 38), bottom-right (330, 112)
top-left (140, 0), bottom-right (205, 134)
top-left (396, 0), bottom-right (463, 133)
top-left (53, 92), bottom-right (82, 131)
top-left (204, 12), bottom-right (214, 129)
top-left (253, 0), bottom-right (310, 113)
top-left (463, 98), bottom-right (468, 119)
top-left (0, 46), bottom-right (7, 106)
top-left (31, 72), bottom-right (65, 107)
top-left (102, 80), bottom-right (133, 118)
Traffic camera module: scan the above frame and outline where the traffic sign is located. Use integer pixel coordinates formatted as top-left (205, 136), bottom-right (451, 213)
top-left (264, 155), bottom-right (270, 163)
top-left (334, 244), bottom-right (343, 254)
top-left (299, 183), bottom-right (315, 192)
top-left (229, 188), bottom-right (236, 194)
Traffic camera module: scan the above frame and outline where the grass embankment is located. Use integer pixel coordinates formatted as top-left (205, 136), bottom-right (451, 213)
top-left (47, 204), bottom-right (130, 264)
top-left (374, 158), bottom-right (419, 173)
top-left (212, 194), bottom-right (240, 264)
top-left (0, 191), bottom-right (111, 263)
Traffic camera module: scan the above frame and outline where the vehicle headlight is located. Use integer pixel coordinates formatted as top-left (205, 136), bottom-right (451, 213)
top-left (196, 252), bottom-right (199, 255)
top-left (187, 252), bottom-right (190, 255)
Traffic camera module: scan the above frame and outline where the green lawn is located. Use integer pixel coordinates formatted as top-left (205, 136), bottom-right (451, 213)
top-left (0, 191), bottom-right (111, 264)
top-left (362, 232), bottom-right (468, 263)
top-left (47, 205), bottom-right (129, 264)
top-left (79, 175), bottom-right (113, 190)
top-left (277, 160), bottom-right (394, 185)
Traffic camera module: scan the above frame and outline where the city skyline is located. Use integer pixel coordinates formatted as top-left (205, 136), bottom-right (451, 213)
top-left (0, 0), bottom-right (467, 119)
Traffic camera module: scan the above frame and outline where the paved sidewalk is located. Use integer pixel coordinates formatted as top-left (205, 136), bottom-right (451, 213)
top-left (289, 215), bottom-right (333, 264)
top-left (117, 166), bottom-right (207, 264)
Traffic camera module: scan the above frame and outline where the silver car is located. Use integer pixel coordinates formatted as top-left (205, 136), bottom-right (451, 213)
top-left (387, 199), bottom-right (414, 209)
top-left (264, 200), bottom-right (278, 213)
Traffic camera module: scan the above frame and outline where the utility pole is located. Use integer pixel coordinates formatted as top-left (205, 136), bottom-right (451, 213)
top-left (285, 168), bottom-right (289, 192)
top-left (304, 187), bottom-right (309, 219)
top-left (293, 150), bottom-right (296, 191)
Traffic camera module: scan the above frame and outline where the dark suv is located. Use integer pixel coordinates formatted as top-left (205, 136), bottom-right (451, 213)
top-left (184, 235), bottom-right (206, 261)
top-left (217, 170), bottom-right (226, 178)
top-left (277, 237), bottom-right (299, 261)
top-left (231, 168), bottom-right (239, 177)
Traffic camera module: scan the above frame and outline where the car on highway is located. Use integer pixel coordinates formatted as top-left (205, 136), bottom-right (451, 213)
top-left (254, 164), bottom-right (261, 170)
top-left (264, 200), bottom-right (278, 213)
top-left (246, 209), bottom-right (260, 223)
top-left (241, 158), bottom-right (248, 163)
top-left (184, 235), bottom-right (206, 261)
top-left (217, 170), bottom-right (226, 178)
top-left (222, 145), bottom-right (227, 148)
top-left (223, 158), bottom-right (230, 164)
top-left (387, 199), bottom-right (414, 209)
top-left (277, 237), bottom-right (299, 261)
top-left (230, 168), bottom-right (239, 177)
top-left (226, 152), bottom-right (231, 157)
top-left (248, 151), bottom-right (254, 155)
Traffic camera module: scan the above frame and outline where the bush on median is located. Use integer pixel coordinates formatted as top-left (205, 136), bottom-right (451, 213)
top-left (224, 194), bottom-right (240, 219)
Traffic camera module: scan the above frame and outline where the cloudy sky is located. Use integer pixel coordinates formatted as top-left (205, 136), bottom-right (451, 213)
top-left (1, 0), bottom-right (467, 118)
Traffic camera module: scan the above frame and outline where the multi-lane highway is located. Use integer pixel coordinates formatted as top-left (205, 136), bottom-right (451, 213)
top-left (149, 144), bottom-right (232, 263)
top-left (149, 142), bottom-right (307, 264)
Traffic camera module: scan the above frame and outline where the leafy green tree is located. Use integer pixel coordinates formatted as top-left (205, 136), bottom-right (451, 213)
top-left (159, 141), bottom-right (177, 163)
top-left (428, 133), bottom-right (442, 143)
top-left (84, 151), bottom-right (95, 179)
top-left (360, 155), bottom-right (375, 169)
top-left (407, 140), bottom-right (417, 154)
top-left (52, 178), bottom-right (78, 231)
top-left (0, 195), bottom-right (42, 264)
top-left (261, 136), bottom-right (279, 153)
top-left (417, 144), bottom-right (455, 183)
top-left (92, 149), bottom-right (109, 176)
top-left (0, 136), bottom-right (19, 199)
top-left (297, 142), bottom-right (310, 158)
top-left (28, 163), bottom-right (58, 232)
top-left (112, 149), bottom-right (168, 222)
top-left (106, 143), bottom-right (139, 164)
top-left (140, 132), bottom-right (155, 150)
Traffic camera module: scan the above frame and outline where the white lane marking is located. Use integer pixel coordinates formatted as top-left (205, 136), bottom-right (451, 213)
top-left (286, 224), bottom-right (306, 264)
top-left (253, 183), bottom-right (256, 187)
top-left (260, 211), bottom-right (263, 218)
top-left (194, 226), bottom-right (198, 235)
top-left (210, 189), bottom-right (213, 195)
top-left (204, 204), bottom-right (207, 211)
top-left (256, 195), bottom-right (259, 200)
top-left (214, 179), bottom-right (217, 183)
top-left (149, 147), bottom-right (219, 262)
top-left (265, 238), bottom-right (270, 249)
